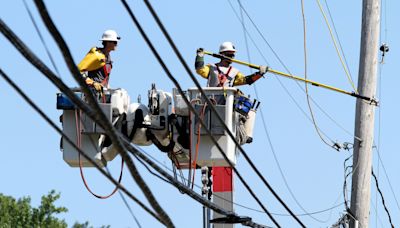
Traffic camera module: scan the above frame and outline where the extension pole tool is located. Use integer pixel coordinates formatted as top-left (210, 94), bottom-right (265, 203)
top-left (204, 51), bottom-right (377, 105)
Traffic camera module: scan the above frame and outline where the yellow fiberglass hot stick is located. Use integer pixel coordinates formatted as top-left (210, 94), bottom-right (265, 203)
top-left (204, 51), bottom-right (377, 105)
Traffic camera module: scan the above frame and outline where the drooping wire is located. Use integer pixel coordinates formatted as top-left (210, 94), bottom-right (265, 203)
top-left (31, 1), bottom-right (175, 226)
top-left (120, 1), bottom-right (284, 227)
top-left (0, 68), bottom-right (163, 226)
top-left (0, 13), bottom-right (174, 227)
top-left (22, 0), bottom-right (61, 77)
top-left (301, 0), bottom-right (338, 150)
top-left (236, 0), bottom-right (333, 223)
top-left (316, 0), bottom-right (357, 92)
top-left (371, 168), bottom-right (395, 228)
top-left (0, 19), bottom-right (271, 228)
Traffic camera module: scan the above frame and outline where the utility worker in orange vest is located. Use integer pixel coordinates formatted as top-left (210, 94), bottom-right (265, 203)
top-left (195, 41), bottom-right (267, 87)
top-left (78, 30), bottom-right (120, 95)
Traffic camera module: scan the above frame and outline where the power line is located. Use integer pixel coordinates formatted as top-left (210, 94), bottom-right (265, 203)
top-left (22, 0), bottom-right (61, 76)
top-left (31, 1), bottom-right (174, 226)
top-left (0, 15), bottom-right (173, 227)
top-left (301, 0), bottom-right (338, 150)
top-left (1, 17), bottom-right (271, 228)
top-left (105, 167), bottom-right (143, 228)
top-left (316, 0), bottom-right (357, 92)
top-left (0, 67), bottom-right (162, 226)
top-left (372, 168), bottom-right (395, 228)
top-left (323, 0), bottom-right (354, 87)
top-left (235, 1), bottom-right (362, 144)
top-left (135, 144), bottom-right (345, 218)
top-left (235, 0), bottom-right (334, 223)
top-left (137, 1), bottom-right (306, 227)
top-left (119, 1), bottom-right (283, 227)
top-left (373, 146), bottom-right (400, 212)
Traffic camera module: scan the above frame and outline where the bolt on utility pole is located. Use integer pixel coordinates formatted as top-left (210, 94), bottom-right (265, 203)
top-left (350, 0), bottom-right (380, 227)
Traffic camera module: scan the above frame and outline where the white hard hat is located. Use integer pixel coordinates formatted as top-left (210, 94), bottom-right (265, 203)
top-left (100, 30), bottom-right (121, 42)
top-left (219, 41), bottom-right (236, 53)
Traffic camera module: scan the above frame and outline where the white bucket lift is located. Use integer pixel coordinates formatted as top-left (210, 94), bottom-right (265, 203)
top-left (188, 87), bottom-right (239, 167)
top-left (60, 88), bottom-right (130, 167)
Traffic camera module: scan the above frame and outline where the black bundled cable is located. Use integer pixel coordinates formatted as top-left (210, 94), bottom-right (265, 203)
top-left (31, 1), bottom-right (174, 226)
top-left (372, 168), bottom-right (395, 228)
top-left (0, 68), bottom-right (162, 225)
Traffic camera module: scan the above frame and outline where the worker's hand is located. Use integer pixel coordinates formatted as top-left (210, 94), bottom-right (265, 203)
top-left (93, 82), bottom-right (103, 91)
top-left (85, 77), bottom-right (94, 85)
top-left (196, 48), bottom-right (204, 57)
top-left (259, 65), bottom-right (268, 75)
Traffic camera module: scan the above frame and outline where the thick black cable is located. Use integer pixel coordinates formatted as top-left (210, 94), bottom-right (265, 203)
top-left (120, 1), bottom-right (282, 227)
top-left (139, 1), bottom-right (306, 227)
top-left (31, 1), bottom-right (174, 226)
top-left (0, 68), bottom-right (162, 225)
top-left (22, 0), bottom-right (61, 76)
top-left (0, 15), bottom-right (173, 228)
top-left (136, 144), bottom-right (345, 218)
top-left (0, 18), bottom-right (271, 228)
top-left (372, 168), bottom-right (395, 228)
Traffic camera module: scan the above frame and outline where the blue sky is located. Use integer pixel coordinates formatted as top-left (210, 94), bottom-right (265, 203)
top-left (1, 0), bottom-right (399, 227)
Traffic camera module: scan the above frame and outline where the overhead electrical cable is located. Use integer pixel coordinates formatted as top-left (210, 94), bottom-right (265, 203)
top-left (226, 0), bottom-right (337, 144)
top-left (323, 0), bottom-right (354, 85)
top-left (120, 1), bottom-right (283, 227)
top-left (0, 68), bottom-right (163, 226)
top-left (0, 15), bottom-right (174, 227)
top-left (372, 168), bottom-right (395, 228)
top-left (235, 2), bottom-right (363, 144)
top-left (125, 0), bottom-right (306, 226)
top-left (138, 1), bottom-right (306, 226)
top-left (135, 143), bottom-right (344, 218)
top-left (301, 0), bottom-right (338, 151)
top-left (22, 0), bottom-right (61, 76)
top-left (373, 146), bottom-right (400, 212)
top-left (236, 0), bottom-right (334, 223)
top-left (316, 0), bottom-right (357, 92)
top-left (0, 18), bottom-right (270, 228)
top-left (105, 167), bottom-right (143, 228)
top-left (31, 1), bottom-right (174, 226)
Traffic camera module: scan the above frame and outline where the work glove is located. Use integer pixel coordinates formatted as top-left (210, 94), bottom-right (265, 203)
top-left (85, 77), bottom-right (94, 85)
top-left (259, 65), bottom-right (268, 75)
top-left (196, 48), bottom-right (204, 57)
top-left (93, 82), bottom-right (103, 91)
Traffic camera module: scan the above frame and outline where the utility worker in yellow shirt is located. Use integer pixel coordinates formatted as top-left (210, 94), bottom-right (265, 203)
top-left (195, 41), bottom-right (267, 87)
top-left (78, 30), bottom-right (120, 97)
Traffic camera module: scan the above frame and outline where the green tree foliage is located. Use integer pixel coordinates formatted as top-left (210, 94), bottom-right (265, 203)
top-left (0, 190), bottom-right (108, 228)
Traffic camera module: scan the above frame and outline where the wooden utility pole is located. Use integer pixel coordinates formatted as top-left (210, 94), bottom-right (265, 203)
top-left (350, 0), bottom-right (380, 227)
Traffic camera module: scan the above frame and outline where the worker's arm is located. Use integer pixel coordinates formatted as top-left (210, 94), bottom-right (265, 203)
top-left (195, 48), bottom-right (210, 79)
top-left (233, 65), bottom-right (267, 86)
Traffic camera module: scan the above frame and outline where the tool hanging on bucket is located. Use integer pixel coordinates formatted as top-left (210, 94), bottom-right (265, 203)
top-left (204, 51), bottom-right (378, 105)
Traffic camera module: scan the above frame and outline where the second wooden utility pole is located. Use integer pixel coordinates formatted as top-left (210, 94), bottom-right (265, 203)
top-left (350, 0), bottom-right (380, 227)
